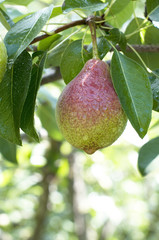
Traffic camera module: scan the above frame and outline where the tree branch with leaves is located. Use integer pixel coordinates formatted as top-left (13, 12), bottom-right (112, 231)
top-left (0, 0), bottom-right (159, 175)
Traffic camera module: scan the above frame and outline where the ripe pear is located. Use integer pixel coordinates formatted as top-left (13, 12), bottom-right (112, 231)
top-left (56, 59), bottom-right (127, 154)
top-left (0, 38), bottom-right (7, 82)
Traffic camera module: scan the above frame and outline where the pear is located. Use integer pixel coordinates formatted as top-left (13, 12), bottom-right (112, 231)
top-left (56, 59), bottom-right (127, 154)
top-left (0, 38), bottom-right (7, 82)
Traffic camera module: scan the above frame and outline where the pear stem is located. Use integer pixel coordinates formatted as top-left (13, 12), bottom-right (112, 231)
top-left (88, 17), bottom-right (99, 59)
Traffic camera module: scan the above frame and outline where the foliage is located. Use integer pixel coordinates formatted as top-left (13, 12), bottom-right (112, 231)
top-left (0, 0), bottom-right (159, 239)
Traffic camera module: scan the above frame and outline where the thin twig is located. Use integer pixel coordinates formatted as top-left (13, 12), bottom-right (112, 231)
top-left (31, 19), bottom-right (86, 44)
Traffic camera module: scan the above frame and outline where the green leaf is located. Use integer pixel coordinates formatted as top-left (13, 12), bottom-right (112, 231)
top-left (106, 28), bottom-right (121, 43)
top-left (149, 70), bottom-right (159, 112)
top-left (0, 137), bottom-right (17, 164)
top-left (60, 39), bottom-right (90, 84)
top-left (125, 18), bottom-right (143, 43)
top-left (87, 36), bottom-right (111, 60)
top-left (50, 6), bottom-right (62, 19)
top-left (138, 137), bottom-right (159, 176)
top-left (20, 51), bottom-right (47, 142)
top-left (146, 0), bottom-right (159, 14)
top-left (4, 0), bottom-right (32, 5)
top-left (106, 28), bottom-right (127, 52)
top-left (111, 51), bottom-right (153, 138)
top-left (0, 8), bottom-right (14, 30)
top-left (5, 7), bottom-right (23, 20)
top-left (107, 1), bottom-right (133, 28)
top-left (0, 50), bottom-right (32, 144)
top-left (62, 0), bottom-right (108, 13)
top-left (4, 5), bottom-right (53, 63)
top-left (118, 32), bottom-right (127, 52)
top-left (125, 17), bottom-right (159, 70)
top-left (149, 6), bottom-right (159, 22)
top-left (107, 0), bottom-right (130, 15)
top-left (45, 38), bottom-right (71, 68)
top-left (37, 87), bottom-right (63, 141)
top-left (38, 34), bottom-right (61, 51)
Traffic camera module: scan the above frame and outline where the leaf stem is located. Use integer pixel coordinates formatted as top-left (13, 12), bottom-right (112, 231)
top-left (126, 23), bottom-right (154, 39)
top-left (47, 26), bottom-right (85, 55)
top-left (73, 10), bottom-right (86, 19)
top-left (127, 43), bottom-right (151, 72)
top-left (88, 17), bottom-right (99, 59)
top-left (98, 27), bottom-right (117, 50)
top-left (100, 25), bottom-right (111, 30)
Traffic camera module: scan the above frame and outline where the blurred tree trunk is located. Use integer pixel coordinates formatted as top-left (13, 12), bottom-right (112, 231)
top-left (29, 167), bottom-right (53, 240)
top-left (68, 153), bottom-right (88, 240)
top-left (29, 139), bottom-right (59, 240)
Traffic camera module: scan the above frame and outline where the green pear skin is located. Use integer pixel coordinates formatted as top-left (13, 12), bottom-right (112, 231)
top-left (0, 38), bottom-right (7, 82)
top-left (56, 59), bottom-right (127, 154)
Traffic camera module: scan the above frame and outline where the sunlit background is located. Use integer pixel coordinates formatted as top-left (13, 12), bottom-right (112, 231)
top-left (1, 0), bottom-right (159, 240)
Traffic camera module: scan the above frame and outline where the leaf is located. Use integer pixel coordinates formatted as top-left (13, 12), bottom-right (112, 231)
top-left (0, 50), bottom-right (32, 144)
top-left (45, 38), bottom-right (70, 68)
top-left (106, 28), bottom-right (121, 43)
top-left (146, 0), bottom-right (159, 15)
top-left (149, 70), bottom-right (159, 112)
top-left (4, 5), bottom-right (53, 63)
top-left (6, 7), bottom-right (23, 20)
top-left (0, 8), bottom-right (14, 30)
top-left (150, 119), bottom-right (159, 130)
top-left (38, 34), bottom-right (61, 51)
top-left (50, 6), bottom-right (62, 19)
top-left (5, 0), bottom-right (33, 6)
top-left (106, 28), bottom-right (127, 52)
top-left (149, 6), bottom-right (159, 22)
top-left (20, 51), bottom-right (47, 142)
top-left (125, 18), bottom-right (143, 43)
top-left (138, 137), bottom-right (159, 176)
top-left (111, 50), bottom-right (153, 138)
top-left (60, 39), bottom-right (90, 84)
top-left (37, 87), bottom-right (63, 141)
top-left (118, 32), bottom-right (127, 52)
top-left (0, 137), bottom-right (17, 164)
top-left (87, 36), bottom-right (111, 60)
top-left (107, 1), bottom-right (133, 28)
top-left (107, 0), bottom-right (130, 16)
top-left (125, 17), bottom-right (159, 70)
top-left (62, 0), bottom-right (108, 13)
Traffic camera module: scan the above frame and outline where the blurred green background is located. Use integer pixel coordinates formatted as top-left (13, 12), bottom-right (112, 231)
top-left (1, 0), bottom-right (159, 240)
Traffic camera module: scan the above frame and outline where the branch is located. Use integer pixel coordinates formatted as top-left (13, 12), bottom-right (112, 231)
top-left (29, 167), bottom-right (51, 240)
top-left (41, 67), bottom-right (62, 85)
top-left (115, 44), bottom-right (159, 52)
top-left (30, 16), bottom-right (110, 45)
top-left (28, 139), bottom-right (60, 240)
top-left (29, 14), bottom-right (159, 55)
top-left (31, 19), bottom-right (86, 44)
top-left (68, 153), bottom-right (88, 240)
